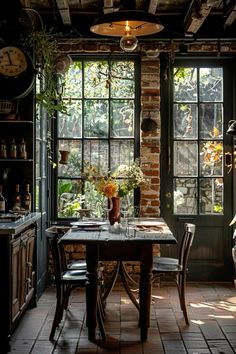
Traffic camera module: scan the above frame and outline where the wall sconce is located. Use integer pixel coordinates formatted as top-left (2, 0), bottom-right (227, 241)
top-left (226, 120), bottom-right (236, 136)
top-left (90, 10), bottom-right (164, 52)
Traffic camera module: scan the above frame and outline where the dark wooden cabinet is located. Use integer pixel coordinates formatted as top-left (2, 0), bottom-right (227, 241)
top-left (0, 219), bottom-right (39, 353)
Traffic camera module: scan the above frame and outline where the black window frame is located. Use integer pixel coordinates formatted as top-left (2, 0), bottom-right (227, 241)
top-left (51, 53), bottom-right (141, 222)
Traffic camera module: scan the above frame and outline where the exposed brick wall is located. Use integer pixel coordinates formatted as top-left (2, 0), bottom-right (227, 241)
top-left (140, 57), bottom-right (161, 218)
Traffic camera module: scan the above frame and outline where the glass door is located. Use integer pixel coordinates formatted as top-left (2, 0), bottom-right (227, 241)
top-left (161, 58), bottom-right (234, 281)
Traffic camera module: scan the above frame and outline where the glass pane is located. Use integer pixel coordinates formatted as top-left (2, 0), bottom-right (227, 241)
top-left (110, 61), bottom-right (135, 98)
top-left (42, 143), bottom-right (46, 176)
top-left (35, 180), bottom-right (40, 212)
top-left (36, 118), bottom-right (40, 139)
top-left (199, 103), bottom-right (223, 139)
top-left (174, 178), bottom-right (197, 214)
top-left (200, 141), bottom-right (223, 176)
top-left (173, 103), bottom-right (198, 139)
top-left (64, 62), bottom-right (82, 98)
top-left (58, 100), bottom-right (82, 138)
top-left (199, 178), bottom-right (223, 214)
top-left (83, 140), bottom-right (109, 171)
top-left (174, 141), bottom-right (198, 176)
top-left (84, 100), bottom-right (108, 137)
top-left (84, 61), bottom-right (109, 98)
top-left (199, 68), bottom-right (223, 102)
top-left (35, 140), bottom-right (40, 178)
top-left (41, 178), bottom-right (47, 212)
top-left (110, 140), bottom-right (134, 171)
top-left (58, 140), bottom-right (82, 177)
top-left (111, 100), bottom-right (134, 137)
top-left (42, 112), bottom-right (47, 140)
top-left (57, 179), bottom-right (83, 218)
top-left (174, 67), bottom-right (197, 102)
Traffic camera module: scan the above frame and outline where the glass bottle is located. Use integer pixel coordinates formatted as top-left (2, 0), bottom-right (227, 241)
top-left (24, 184), bottom-right (31, 212)
top-left (0, 139), bottom-right (7, 158)
top-left (8, 138), bottom-right (17, 159)
top-left (18, 138), bottom-right (27, 159)
top-left (14, 184), bottom-right (21, 209)
top-left (0, 184), bottom-right (6, 213)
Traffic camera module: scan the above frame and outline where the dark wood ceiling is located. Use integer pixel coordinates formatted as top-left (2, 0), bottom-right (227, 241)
top-left (1, 0), bottom-right (236, 43)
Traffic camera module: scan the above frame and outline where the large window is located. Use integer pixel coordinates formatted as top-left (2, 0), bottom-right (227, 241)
top-left (173, 66), bottom-right (224, 215)
top-left (54, 56), bottom-right (140, 219)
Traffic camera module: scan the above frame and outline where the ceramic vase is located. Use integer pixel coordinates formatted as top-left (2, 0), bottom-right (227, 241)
top-left (108, 197), bottom-right (121, 225)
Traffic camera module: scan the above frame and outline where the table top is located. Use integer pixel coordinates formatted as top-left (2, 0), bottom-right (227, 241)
top-left (60, 217), bottom-right (177, 245)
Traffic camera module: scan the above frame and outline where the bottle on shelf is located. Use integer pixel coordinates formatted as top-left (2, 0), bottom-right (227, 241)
top-left (0, 184), bottom-right (6, 213)
top-left (8, 138), bottom-right (17, 159)
top-left (14, 184), bottom-right (21, 209)
top-left (0, 138), bottom-right (7, 158)
top-left (18, 138), bottom-right (27, 159)
top-left (24, 184), bottom-right (31, 212)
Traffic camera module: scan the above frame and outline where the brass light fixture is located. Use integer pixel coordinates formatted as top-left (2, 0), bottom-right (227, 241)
top-left (90, 10), bottom-right (164, 52)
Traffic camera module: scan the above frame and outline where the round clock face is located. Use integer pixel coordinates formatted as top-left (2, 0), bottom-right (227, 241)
top-left (0, 46), bottom-right (27, 77)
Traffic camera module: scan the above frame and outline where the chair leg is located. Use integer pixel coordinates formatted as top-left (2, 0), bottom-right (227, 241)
top-left (97, 288), bottom-right (106, 340)
top-left (180, 273), bottom-right (189, 325)
top-left (176, 273), bottom-right (189, 325)
top-left (63, 285), bottom-right (72, 310)
top-left (50, 285), bottom-right (63, 340)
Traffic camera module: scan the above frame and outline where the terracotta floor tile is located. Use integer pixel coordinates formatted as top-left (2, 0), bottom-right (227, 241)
top-left (8, 282), bottom-right (236, 354)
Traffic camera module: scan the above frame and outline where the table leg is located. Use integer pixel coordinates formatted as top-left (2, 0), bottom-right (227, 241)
top-left (139, 244), bottom-right (153, 342)
top-left (86, 244), bottom-right (99, 341)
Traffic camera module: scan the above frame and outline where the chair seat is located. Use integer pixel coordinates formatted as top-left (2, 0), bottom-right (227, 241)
top-left (153, 256), bottom-right (178, 265)
top-left (67, 260), bottom-right (87, 270)
top-left (153, 262), bottom-right (183, 273)
top-left (61, 269), bottom-right (87, 282)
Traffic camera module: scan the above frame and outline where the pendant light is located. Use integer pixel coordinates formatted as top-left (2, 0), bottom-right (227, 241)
top-left (90, 10), bottom-right (164, 52)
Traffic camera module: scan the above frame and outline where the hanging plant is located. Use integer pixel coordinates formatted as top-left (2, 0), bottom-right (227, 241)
top-left (20, 26), bottom-right (70, 117)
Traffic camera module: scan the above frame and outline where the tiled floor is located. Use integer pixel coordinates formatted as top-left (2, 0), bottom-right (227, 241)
top-left (10, 282), bottom-right (236, 354)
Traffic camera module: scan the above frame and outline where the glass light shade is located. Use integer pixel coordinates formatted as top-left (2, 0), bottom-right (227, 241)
top-left (120, 34), bottom-right (138, 52)
top-left (90, 10), bottom-right (164, 37)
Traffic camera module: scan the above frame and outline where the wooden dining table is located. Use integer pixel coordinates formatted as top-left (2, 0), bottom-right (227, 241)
top-left (60, 217), bottom-right (177, 342)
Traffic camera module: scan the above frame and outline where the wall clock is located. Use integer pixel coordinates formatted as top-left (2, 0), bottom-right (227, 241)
top-left (0, 46), bottom-right (35, 100)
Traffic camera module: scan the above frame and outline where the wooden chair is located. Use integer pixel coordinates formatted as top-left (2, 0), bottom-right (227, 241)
top-left (152, 223), bottom-right (196, 325)
top-left (46, 227), bottom-right (106, 340)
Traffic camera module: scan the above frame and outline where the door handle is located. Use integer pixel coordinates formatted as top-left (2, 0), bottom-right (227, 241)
top-left (225, 152), bottom-right (232, 173)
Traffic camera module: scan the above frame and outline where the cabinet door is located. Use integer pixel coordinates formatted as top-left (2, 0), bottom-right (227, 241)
top-left (25, 229), bottom-right (35, 301)
top-left (19, 234), bottom-right (28, 310)
top-left (11, 227), bottom-right (36, 323)
top-left (11, 238), bottom-right (21, 321)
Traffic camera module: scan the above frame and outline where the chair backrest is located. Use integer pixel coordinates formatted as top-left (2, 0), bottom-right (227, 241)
top-left (178, 223), bottom-right (196, 271)
top-left (46, 227), bottom-right (69, 284)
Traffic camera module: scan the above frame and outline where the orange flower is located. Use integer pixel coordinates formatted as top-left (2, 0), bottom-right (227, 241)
top-left (102, 182), bottom-right (118, 198)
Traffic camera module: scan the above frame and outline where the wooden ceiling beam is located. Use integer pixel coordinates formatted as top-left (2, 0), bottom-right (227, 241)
top-left (184, 0), bottom-right (219, 35)
top-left (224, 0), bottom-right (236, 29)
top-left (55, 0), bottom-right (71, 25)
top-left (148, 0), bottom-right (159, 14)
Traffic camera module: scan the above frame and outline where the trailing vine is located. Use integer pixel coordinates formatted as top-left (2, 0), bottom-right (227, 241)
top-left (20, 26), bottom-right (68, 118)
